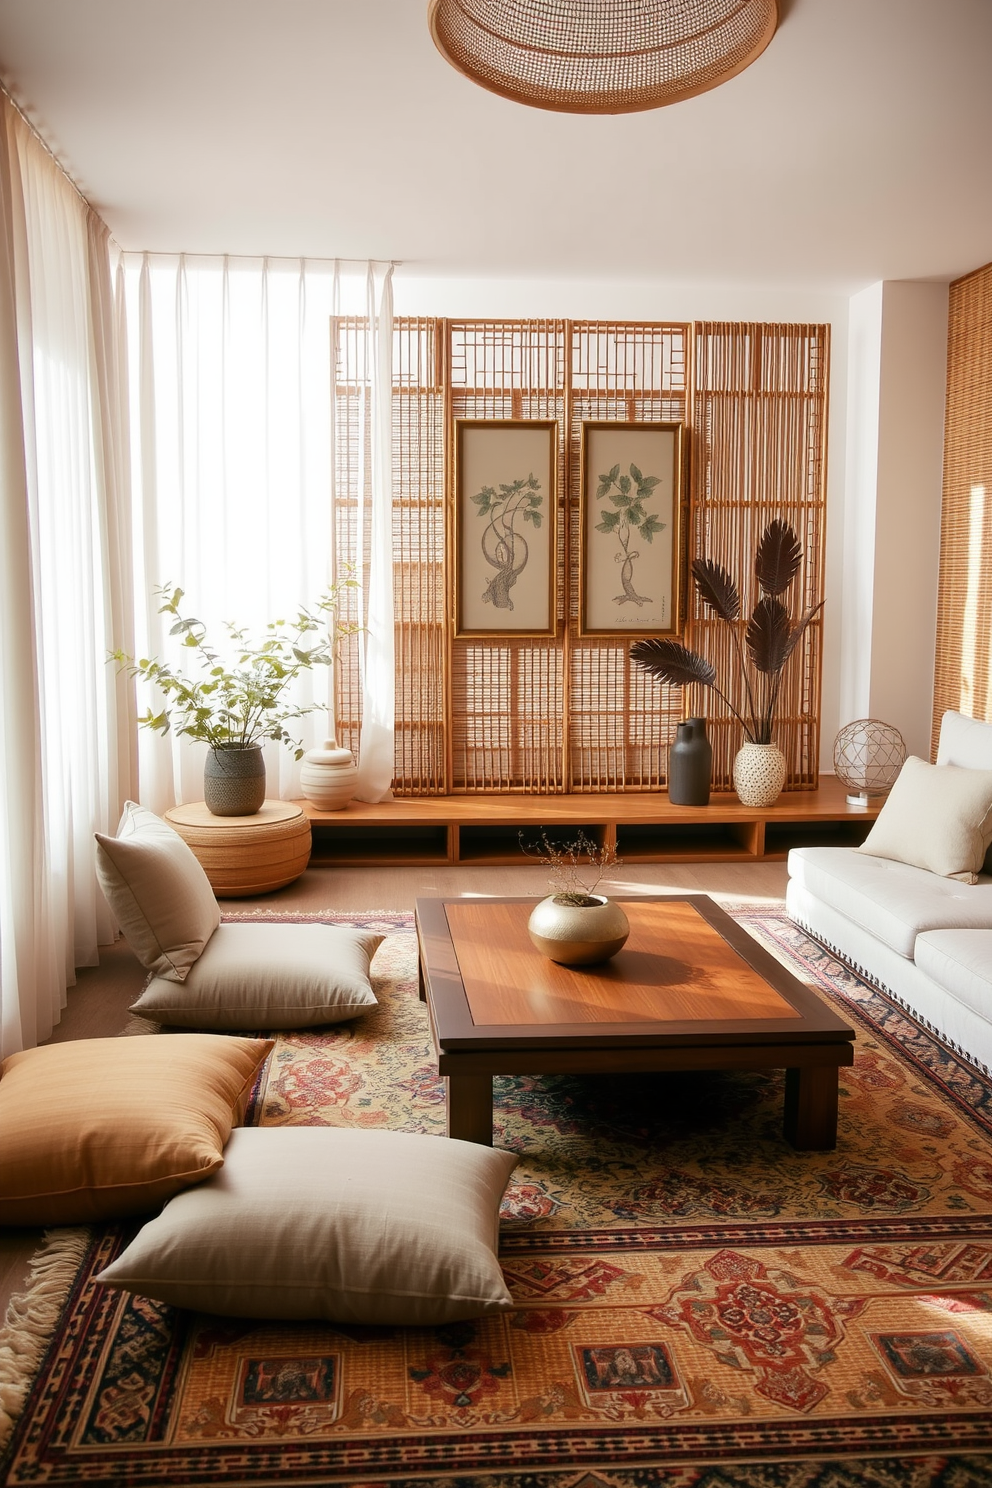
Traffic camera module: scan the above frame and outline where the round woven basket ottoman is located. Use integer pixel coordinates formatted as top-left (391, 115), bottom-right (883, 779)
top-left (164, 801), bottom-right (311, 897)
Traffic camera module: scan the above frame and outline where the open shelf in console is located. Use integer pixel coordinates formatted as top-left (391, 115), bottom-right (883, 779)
top-left (458, 822), bottom-right (607, 865)
top-left (310, 822), bottom-right (451, 865)
top-left (762, 817), bottom-right (874, 858)
top-left (616, 820), bottom-right (759, 861)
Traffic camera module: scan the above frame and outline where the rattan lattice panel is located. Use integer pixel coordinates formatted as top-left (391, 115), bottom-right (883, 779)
top-left (568, 322), bottom-right (689, 791)
top-left (931, 262), bottom-right (992, 752)
top-left (332, 317), bottom-right (828, 796)
top-left (448, 321), bottom-right (568, 791)
top-left (687, 323), bottom-right (829, 789)
top-left (332, 318), bottom-right (447, 795)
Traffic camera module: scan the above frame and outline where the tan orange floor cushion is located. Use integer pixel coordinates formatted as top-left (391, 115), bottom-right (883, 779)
top-left (0, 1034), bottom-right (272, 1225)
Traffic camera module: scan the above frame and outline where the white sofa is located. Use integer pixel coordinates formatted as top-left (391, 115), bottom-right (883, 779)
top-left (786, 711), bottom-right (992, 1075)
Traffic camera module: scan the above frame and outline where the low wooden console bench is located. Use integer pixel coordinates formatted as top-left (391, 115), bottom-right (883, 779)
top-left (301, 779), bottom-right (880, 868)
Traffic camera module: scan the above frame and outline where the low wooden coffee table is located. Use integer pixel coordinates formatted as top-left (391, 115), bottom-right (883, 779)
top-left (415, 895), bottom-right (855, 1151)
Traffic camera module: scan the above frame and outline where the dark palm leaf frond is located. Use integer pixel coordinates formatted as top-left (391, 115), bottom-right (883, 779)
top-left (780, 600), bottom-right (825, 664)
top-left (630, 638), bottom-right (716, 690)
top-left (745, 597), bottom-right (792, 674)
top-left (754, 520), bottom-right (802, 596)
top-left (690, 558), bottom-right (740, 622)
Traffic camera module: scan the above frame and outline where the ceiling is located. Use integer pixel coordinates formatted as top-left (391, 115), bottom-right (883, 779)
top-left (0, 0), bottom-right (988, 294)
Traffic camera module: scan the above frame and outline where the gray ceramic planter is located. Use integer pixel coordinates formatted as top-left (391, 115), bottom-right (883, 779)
top-left (203, 745), bottom-right (266, 816)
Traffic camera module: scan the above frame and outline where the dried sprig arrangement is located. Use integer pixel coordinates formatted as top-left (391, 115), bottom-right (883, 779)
top-left (630, 519), bottom-right (823, 746)
top-left (519, 829), bottom-right (623, 907)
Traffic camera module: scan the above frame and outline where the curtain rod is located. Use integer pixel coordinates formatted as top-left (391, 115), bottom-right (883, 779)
top-left (123, 250), bottom-right (402, 269)
top-left (0, 85), bottom-right (96, 218)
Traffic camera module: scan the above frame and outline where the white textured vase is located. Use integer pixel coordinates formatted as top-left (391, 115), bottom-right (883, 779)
top-left (733, 742), bottom-right (787, 807)
top-left (527, 894), bottom-right (630, 966)
top-left (299, 738), bottom-right (358, 811)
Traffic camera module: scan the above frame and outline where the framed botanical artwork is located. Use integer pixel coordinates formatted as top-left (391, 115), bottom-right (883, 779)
top-left (579, 421), bottom-right (686, 638)
top-left (453, 419), bottom-right (558, 638)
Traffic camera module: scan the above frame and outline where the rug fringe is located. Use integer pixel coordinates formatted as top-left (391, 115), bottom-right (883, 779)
top-left (120, 1012), bottom-right (158, 1036)
top-left (0, 1228), bottom-right (91, 1451)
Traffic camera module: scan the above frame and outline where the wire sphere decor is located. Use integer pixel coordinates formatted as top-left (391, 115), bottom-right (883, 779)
top-left (833, 719), bottom-right (907, 806)
top-left (428, 0), bottom-right (779, 115)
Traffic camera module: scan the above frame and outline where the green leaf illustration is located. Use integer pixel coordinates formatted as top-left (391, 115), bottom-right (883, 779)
top-left (596, 511), bottom-right (621, 532)
top-left (639, 513), bottom-right (665, 542)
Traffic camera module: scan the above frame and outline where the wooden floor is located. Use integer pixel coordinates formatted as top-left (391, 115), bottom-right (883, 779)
top-left (0, 857), bottom-right (787, 1324)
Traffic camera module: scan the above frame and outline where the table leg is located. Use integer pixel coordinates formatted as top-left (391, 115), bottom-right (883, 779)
top-left (446, 1074), bottom-right (493, 1145)
top-left (418, 954), bottom-right (426, 1002)
top-left (784, 1065), bottom-right (839, 1150)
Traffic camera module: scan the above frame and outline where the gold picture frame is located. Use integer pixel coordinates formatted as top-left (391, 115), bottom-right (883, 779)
top-left (579, 420), bottom-right (686, 638)
top-left (453, 419), bottom-right (558, 638)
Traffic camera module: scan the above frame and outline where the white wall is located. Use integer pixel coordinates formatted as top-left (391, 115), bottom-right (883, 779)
top-left (839, 280), bottom-right (948, 761)
top-left (393, 274), bottom-right (849, 327)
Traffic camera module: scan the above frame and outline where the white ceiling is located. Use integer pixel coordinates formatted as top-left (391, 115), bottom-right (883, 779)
top-left (0, 0), bottom-right (989, 294)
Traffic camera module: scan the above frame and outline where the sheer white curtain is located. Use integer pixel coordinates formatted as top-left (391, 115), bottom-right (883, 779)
top-left (124, 255), bottom-right (395, 810)
top-left (0, 95), bottom-right (134, 1057)
top-left (351, 264), bottom-right (394, 802)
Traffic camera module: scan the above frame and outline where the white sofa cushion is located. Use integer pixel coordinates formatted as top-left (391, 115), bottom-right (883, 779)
top-left (936, 710), bottom-right (992, 769)
top-left (786, 879), bottom-right (992, 1073)
top-left (914, 930), bottom-right (992, 1022)
top-left (936, 713), bottom-right (992, 874)
top-left (856, 756), bottom-right (992, 883)
top-left (788, 847), bottom-right (992, 959)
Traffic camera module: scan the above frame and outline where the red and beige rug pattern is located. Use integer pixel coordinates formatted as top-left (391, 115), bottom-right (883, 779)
top-left (2, 903), bottom-right (992, 1487)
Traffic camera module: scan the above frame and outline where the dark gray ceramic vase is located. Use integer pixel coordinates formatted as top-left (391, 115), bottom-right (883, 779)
top-left (203, 745), bottom-right (266, 816)
top-left (668, 717), bottom-right (712, 806)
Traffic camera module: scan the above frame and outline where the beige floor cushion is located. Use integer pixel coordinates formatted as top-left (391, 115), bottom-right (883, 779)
top-left (97, 1126), bottom-right (517, 1324)
top-left (129, 923), bottom-right (383, 1029)
top-left (95, 801), bottom-right (220, 980)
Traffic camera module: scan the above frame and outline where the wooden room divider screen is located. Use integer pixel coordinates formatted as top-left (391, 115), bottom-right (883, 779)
top-left (331, 318), bottom-right (828, 797)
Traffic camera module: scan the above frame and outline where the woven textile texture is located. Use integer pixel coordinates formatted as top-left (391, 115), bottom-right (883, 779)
top-left (2, 906), bottom-right (992, 1487)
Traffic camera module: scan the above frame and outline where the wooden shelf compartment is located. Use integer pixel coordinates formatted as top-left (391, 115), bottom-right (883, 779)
top-left (298, 779), bottom-right (880, 867)
top-left (616, 819), bottom-right (760, 862)
top-left (309, 821), bottom-right (453, 866)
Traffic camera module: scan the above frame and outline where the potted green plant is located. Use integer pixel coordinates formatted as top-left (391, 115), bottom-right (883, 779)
top-left (113, 578), bottom-right (357, 816)
top-left (629, 519), bottom-right (822, 806)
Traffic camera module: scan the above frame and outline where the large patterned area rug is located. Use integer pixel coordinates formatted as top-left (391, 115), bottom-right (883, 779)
top-left (3, 903), bottom-right (992, 1487)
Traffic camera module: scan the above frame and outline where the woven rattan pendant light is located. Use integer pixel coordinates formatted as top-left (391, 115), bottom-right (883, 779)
top-left (428, 0), bottom-right (779, 114)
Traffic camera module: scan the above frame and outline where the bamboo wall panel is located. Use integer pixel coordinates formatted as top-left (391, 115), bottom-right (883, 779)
top-left (687, 323), bottom-right (828, 788)
top-left (931, 262), bottom-right (992, 751)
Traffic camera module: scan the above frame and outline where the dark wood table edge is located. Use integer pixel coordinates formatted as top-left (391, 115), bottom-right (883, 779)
top-left (415, 894), bottom-right (855, 1152)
